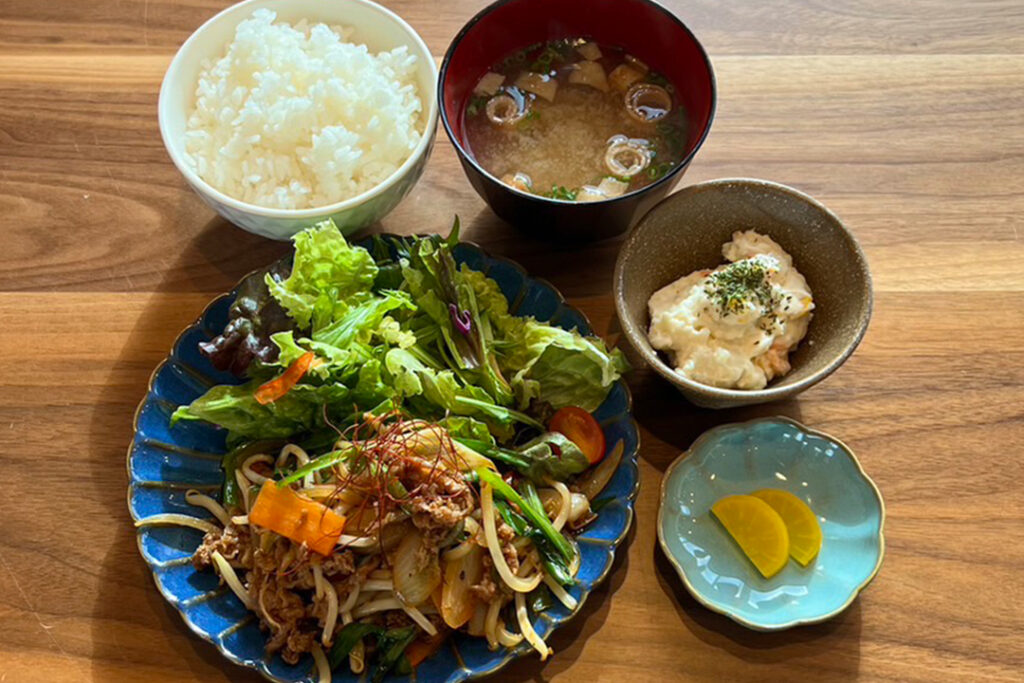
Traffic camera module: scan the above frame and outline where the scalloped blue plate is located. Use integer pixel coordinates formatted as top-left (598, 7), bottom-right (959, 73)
top-left (657, 417), bottom-right (884, 631)
top-left (127, 237), bottom-right (640, 682)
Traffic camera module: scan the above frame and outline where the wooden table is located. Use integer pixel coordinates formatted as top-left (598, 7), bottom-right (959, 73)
top-left (2, 0), bottom-right (1023, 680)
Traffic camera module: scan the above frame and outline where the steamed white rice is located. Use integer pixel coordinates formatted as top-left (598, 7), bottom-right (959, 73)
top-left (184, 9), bottom-right (423, 210)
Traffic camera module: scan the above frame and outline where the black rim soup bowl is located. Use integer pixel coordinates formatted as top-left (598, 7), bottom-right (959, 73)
top-left (438, 0), bottom-right (716, 242)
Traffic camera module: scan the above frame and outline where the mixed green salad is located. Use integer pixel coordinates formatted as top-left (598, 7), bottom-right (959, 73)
top-left (173, 219), bottom-right (627, 459)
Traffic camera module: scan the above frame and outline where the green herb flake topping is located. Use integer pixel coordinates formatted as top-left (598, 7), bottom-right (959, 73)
top-left (702, 259), bottom-right (781, 323)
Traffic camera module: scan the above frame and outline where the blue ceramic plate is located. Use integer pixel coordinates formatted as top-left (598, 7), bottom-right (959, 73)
top-left (127, 237), bottom-right (640, 682)
top-left (657, 417), bottom-right (883, 631)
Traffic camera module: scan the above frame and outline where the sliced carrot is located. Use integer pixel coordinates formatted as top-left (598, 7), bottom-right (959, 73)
top-left (254, 351), bottom-right (318, 405)
top-left (249, 480), bottom-right (345, 556)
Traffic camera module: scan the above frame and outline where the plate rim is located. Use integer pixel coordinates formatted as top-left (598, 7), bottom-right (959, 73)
top-left (126, 235), bottom-right (641, 681)
top-left (655, 415), bottom-right (885, 632)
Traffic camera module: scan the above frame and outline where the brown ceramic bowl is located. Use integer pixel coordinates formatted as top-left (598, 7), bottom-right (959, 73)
top-left (614, 178), bottom-right (872, 408)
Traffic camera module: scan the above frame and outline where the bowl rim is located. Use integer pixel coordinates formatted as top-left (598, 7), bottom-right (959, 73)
top-left (157, 0), bottom-right (440, 219)
top-left (656, 415), bottom-right (886, 631)
top-left (613, 176), bottom-right (874, 402)
top-left (436, 0), bottom-right (717, 206)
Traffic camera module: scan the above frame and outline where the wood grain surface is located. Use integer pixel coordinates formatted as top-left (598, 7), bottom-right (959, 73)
top-left (1, 1), bottom-right (1023, 681)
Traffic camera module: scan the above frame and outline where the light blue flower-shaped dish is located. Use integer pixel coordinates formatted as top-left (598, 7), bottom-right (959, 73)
top-left (657, 417), bottom-right (883, 631)
top-left (127, 236), bottom-right (640, 682)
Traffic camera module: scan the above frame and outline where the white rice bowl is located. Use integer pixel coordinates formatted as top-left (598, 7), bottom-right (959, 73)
top-left (184, 8), bottom-right (423, 210)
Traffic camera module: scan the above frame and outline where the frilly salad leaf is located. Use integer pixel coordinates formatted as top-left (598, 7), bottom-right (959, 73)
top-left (461, 262), bottom-right (629, 412)
top-left (400, 219), bottom-right (516, 406)
top-left (179, 219), bottom-right (627, 447)
top-left (265, 221), bottom-right (378, 331)
top-left (505, 321), bottom-right (629, 413)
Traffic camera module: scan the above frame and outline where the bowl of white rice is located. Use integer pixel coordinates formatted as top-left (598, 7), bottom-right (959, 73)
top-left (158, 0), bottom-right (438, 240)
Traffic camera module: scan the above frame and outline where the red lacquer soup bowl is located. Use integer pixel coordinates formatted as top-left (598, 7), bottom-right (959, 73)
top-left (439, 0), bottom-right (716, 241)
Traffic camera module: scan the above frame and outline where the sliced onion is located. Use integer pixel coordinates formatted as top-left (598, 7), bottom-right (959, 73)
top-left (597, 176), bottom-right (629, 198)
top-left (337, 534), bottom-right (380, 549)
top-left (392, 528), bottom-right (441, 606)
top-left (576, 439), bottom-right (625, 501)
top-left (407, 429), bottom-right (497, 472)
top-left (625, 54), bottom-right (649, 74)
top-left (549, 479), bottom-right (572, 532)
top-left (467, 601), bottom-right (488, 637)
top-left (568, 493), bottom-right (591, 524)
top-left (441, 543), bottom-right (484, 629)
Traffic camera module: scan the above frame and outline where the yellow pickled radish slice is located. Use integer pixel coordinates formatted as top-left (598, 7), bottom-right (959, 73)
top-left (711, 495), bottom-right (790, 579)
top-left (751, 489), bottom-right (822, 567)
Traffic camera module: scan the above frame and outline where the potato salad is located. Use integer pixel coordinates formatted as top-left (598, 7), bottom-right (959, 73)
top-left (647, 230), bottom-right (813, 390)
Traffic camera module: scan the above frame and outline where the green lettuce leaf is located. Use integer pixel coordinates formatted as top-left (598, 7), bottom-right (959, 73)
top-left (439, 416), bottom-right (496, 446)
top-left (516, 431), bottom-right (591, 482)
top-left (314, 290), bottom-right (414, 348)
top-left (400, 221), bottom-right (515, 406)
top-left (265, 220), bottom-right (378, 330)
top-left (170, 381), bottom-right (350, 444)
top-left (506, 321), bottom-right (629, 412)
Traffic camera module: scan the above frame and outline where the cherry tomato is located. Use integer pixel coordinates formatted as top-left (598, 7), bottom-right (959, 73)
top-left (549, 406), bottom-right (605, 465)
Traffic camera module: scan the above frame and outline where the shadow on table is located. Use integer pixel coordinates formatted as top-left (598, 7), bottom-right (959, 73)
top-left (87, 215), bottom-right (277, 681)
top-left (653, 543), bottom-right (862, 677)
top-left (461, 209), bottom-right (628, 301)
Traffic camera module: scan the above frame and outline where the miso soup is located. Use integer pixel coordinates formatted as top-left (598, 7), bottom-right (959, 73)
top-left (463, 38), bottom-right (688, 202)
